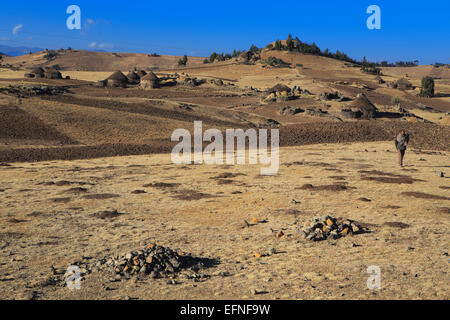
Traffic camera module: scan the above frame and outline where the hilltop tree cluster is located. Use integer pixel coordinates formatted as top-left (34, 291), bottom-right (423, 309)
top-left (268, 34), bottom-right (420, 69)
top-left (203, 44), bottom-right (261, 64)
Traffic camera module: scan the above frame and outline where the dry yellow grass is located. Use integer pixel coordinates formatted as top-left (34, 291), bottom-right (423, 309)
top-left (1, 141), bottom-right (448, 299)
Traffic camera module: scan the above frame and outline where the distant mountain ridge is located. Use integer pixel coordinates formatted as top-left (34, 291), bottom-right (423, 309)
top-left (0, 45), bottom-right (43, 57)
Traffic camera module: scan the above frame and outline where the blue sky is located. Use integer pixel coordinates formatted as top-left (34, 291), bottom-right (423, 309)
top-left (0, 0), bottom-right (449, 64)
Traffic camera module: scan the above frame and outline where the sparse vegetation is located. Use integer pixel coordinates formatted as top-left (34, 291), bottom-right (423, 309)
top-left (420, 76), bottom-right (435, 97)
top-left (391, 97), bottom-right (401, 104)
top-left (43, 50), bottom-right (59, 61)
top-left (263, 56), bottom-right (290, 68)
top-left (433, 62), bottom-right (449, 68)
top-left (361, 57), bottom-right (382, 75)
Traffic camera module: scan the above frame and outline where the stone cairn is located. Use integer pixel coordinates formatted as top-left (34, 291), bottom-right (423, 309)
top-left (299, 216), bottom-right (368, 241)
top-left (68, 243), bottom-right (213, 281)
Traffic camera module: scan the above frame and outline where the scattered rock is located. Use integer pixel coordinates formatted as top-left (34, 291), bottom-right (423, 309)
top-left (299, 215), bottom-right (368, 241)
top-left (280, 106), bottom-right (304, 115)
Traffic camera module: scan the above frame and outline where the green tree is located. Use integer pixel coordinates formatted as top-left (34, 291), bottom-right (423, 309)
top-left (420, 76), bottom-right (434, 97)
top-left (209, 52), bottom-right (218, 63)
top-left (178, 54), bottom-right (188, 66)
top-left (274, 40), bottom-right (282, 50)
top-left (286, 34), bottom-right (293, 51)
top-left (249, 44), bottom-right (259, 53)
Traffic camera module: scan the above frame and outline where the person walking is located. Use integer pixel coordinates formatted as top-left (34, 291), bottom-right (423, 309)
top-left (395, 130), bottom-right (410, 167)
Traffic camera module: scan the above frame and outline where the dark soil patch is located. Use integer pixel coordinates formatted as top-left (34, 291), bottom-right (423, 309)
top-left (171, 190), bottom-right (218, 201)
top-left (439, 186), bottom-right (450, 190)
top-left (284, 161), bottom-right (335, 168)
top-left (438, 207), bottom-right (450, 214)
top-left (143, 182), bottom-right (180, 189)
top-left (211, 172), bottom-right (245, 179)
top-left (83, 194), bottom-right (120, 200)
top-left (297, 183), bottom-right (350, 191)
top-left (38, 180), bottom-right (94, 187)
top-left (358, 197), bottom-right (371, 202)
top-left (383, 221), bottom-right (410, 229)
top-left (92, 209), bottom-right (126, 219)
top-left (55, 181), bottom-right (72, 186)
top-left (63, 187), bottom-right (88, 193)
top-left (401, 192), bottom-right (449, 200)
top-left (360, 176), bottom-right (421, 184)
top-left (131, 189), bottom-right (147, 194)
top-left (36, 241), bottom-right (59, 246)
top-left (27, 211), bottom-right (46, 217)
top-left (0, 143), bottom-right (174, 163)
top-left (280, 121), bottom-right (450, 151)
top-left (216, 179), bottom-right (234, 185)
top-left (43, 94), bottom-right (241, 128)
top-left (329, 176), bottom-right (346, 180)
top-left (353, 221), bottom-right (379, 229)
top-left (324, 168), bottom-right (343, 172)
top-left (273, 209), bottom-right (305, 217)
top-left (50, 197), bottom-right (72, 203)
top-left (0, 104), bottom-right (76, 143)
top-left (358, 170), bottom-right (410, 178)
top-left (383, 205), bottom-right (402, 209)
top-left (8, 218), bottom-right (28, 223)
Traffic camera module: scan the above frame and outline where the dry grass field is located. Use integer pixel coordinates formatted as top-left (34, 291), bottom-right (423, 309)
top-left (0, 48), bottom-right (449, 300)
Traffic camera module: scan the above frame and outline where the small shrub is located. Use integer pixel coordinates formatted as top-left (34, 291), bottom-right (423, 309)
top-left (44, 50), bottom-right (58, 61)
top-left (264, 56), bottom-right (290, 68)
top-left (178, 54), bottom-right (188, 66)
top-left (419, 76), bottom-right (434, 97)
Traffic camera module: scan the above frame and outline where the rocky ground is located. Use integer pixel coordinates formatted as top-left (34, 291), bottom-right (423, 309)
top-left (0, 141), bottom-right (448, 300)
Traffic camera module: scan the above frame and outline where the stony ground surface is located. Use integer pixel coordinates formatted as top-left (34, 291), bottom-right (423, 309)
top-left (0, 141), bottom-right (448, 300)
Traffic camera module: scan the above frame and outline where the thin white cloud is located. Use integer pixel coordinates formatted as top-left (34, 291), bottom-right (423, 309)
top-left (88, 42), bottom-right (114, 49)
top-left (12, 24), bottom-right (23, 35)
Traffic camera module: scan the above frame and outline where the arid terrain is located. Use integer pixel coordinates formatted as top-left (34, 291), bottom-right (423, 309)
top-left (0, 47), bottom-right (449, 300)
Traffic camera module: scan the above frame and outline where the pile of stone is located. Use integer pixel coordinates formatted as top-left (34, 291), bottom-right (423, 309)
top-left (280, 105), bottom-right (304, 115)
top-left (177, 74), bottom-right (205, 87)
top-left (299, 216), bottom-right (368, 241)
top-left (263, 84), bottom-right (313, 103)
top-left (70, 243), bottom-right (213, 280)
top-left (318, 91), bottom-right (346, 101)
top-left (305, 107), bottom-right (328, 117)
